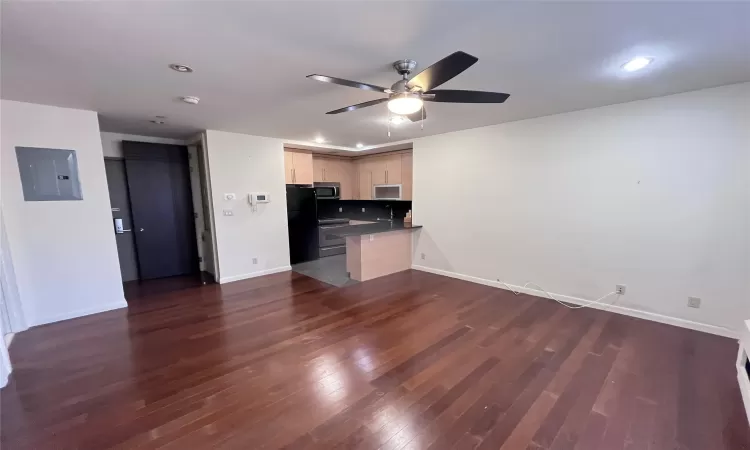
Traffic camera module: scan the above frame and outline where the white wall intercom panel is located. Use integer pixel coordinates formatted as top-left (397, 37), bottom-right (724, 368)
top-left (248, 192), bottom-right (270, 211)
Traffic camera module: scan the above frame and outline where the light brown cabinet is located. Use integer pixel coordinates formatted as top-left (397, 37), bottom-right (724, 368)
top-left (337, 159), bottom-right (356, 200)
top-left (311, 155), bottom-right (357, 199)
top-left (357, 159), bottom-right (372, 200)
top-left (354, 151), bottom-right (411, 200)
top-left (302, 149), bottom-right (412, 200)
top-left (383, 153), bottom-right (402, 184)
top-left (400, 152), bottom-right (413, 200)
top-left (284, 148), bottom-right (314, 185)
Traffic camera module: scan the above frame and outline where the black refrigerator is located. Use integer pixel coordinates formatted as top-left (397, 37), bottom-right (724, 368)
top-left (286, 185), bottom-right (319, 264)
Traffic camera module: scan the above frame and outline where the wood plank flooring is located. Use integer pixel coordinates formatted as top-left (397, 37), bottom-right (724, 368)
top-left (1, 270), bottom-right (747, 449)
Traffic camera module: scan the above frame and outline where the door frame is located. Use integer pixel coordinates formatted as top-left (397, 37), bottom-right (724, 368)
top-left (187, 133), bottom-right (220, 280)
top-left (102, 135), bottom-right (218, 282)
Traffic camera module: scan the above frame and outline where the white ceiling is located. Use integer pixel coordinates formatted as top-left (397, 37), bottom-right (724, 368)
top-left (2, 1), bottom-right (749, 148)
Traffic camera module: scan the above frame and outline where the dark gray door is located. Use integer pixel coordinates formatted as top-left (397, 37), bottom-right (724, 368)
top-left (105, 159), bottom-right (139, 282)
top-left (123, 142), bottom-right (199, 280)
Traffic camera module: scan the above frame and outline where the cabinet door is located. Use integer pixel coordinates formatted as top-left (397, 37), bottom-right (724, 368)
top-left (337, 160), bottom-right (354, 199)
top-left (401, 151), bottom-right (413, 200)
top-left (370, 156), bottom-right (387, 185)
top-left (312, 157), bottom-right (326, 183)
top-left (384, 153), bottom-right (402, 184)
top-left (324, 158), bottom-right (340, 182)
top-left (292, 151), bottom-right (314, 185)
top-left (284, 150), bottom-right (295, 184)
top-left (358, 161), bottom-right (372, 200)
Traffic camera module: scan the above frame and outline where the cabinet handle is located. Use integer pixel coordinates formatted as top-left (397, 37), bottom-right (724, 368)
top-left (324, 168), bottom-right (326, 181)
top-left (293, 168), bottom-right (296, 183)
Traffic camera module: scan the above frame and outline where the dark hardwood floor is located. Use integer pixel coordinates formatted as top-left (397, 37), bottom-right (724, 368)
top-left (1, 270), bottom-right (747, 449)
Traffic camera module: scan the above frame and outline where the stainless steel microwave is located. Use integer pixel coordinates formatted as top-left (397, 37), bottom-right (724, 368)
top-left (313, 183), bottom-right (340, 199)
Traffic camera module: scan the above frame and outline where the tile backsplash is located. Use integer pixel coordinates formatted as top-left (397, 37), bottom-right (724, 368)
top-left (317, 199), bottom-right (412, 221)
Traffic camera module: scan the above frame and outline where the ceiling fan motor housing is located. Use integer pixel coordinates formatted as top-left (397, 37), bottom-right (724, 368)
top-left (393, 59), bottom-right (417, 77)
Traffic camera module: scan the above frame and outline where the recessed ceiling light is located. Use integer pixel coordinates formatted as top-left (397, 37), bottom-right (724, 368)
top-left (181, 96), bottom-right (200, 105)
top-left (622, 57), bottom-right (653, 72)
top-left (314, 136), bottom-right (326, 144)
top-left (389, 116), bottom-right (407, 125)
top-left (150, 119), bottom-right (165, 125)
top-left (356, 143), bottom-right (364, 149)
top-left (169, 64), bottom-right (193, 73)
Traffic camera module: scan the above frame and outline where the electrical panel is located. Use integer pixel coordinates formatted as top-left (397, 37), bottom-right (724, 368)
top-left (15, 147), bottom-right (82, 201)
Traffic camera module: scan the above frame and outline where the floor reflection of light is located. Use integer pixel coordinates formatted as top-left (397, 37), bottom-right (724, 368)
top-left (374, 409), bottom-right (419, 448)
top-left (310, 353), bottom-right (349, 407)
top-left (353, 347), bottom-right (377, 373)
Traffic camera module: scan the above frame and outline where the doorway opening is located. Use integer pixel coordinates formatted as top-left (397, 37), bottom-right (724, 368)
top-left (105, 139), bottom-right (217, 301)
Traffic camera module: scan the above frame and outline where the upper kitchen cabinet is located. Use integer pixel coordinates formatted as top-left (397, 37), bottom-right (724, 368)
top-left (312, 156), bottom-right (342, 183)
top-left (357, 159), bottom-right (372, 200)
top-left (353, 150), bottom-right (413, 200)
top-left (369, 157), bottom-right (386, 186)
top-left (284, 151), bottom-right (295, 184)
top-left (368, 153), bottom-right (402, 186)
top-left (312, 157), bottom-right (326, 183)
top-left (383, 153), bottom-right (402, 184)
top-left (336, 159), bottom-right (356, 200)
top-left (284, 148), bottom-right (314, 185)
top-left (401, 152), bottom-right (413, 200)
top-left (311, 155), bottom-right (357, 199)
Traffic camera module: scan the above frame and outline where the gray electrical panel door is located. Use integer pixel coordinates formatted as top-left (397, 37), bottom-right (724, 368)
top-left (15, 147), bottom-right (82, 201)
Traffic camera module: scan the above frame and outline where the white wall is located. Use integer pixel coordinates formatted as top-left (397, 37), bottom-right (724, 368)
top-left (412, 83), bottom-right (749, 337)
top-left (204, 130), bottom-right (290, 283)
top-left (0, 309), bottom-right (11, 388)
top-left (100, 132), bottom-right (186, 158)
top-left (1, 101), bottom-right (126, 326)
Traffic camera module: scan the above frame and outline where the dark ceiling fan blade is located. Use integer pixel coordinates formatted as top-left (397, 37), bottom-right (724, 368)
top-left (405, 51), bottom-right (478, 92)
top-left (326, 98), bottom-right (388, 114)
top-left (307, 74), bottom-right (391, 93)
top-left (424, 89), bottom-right (510, 103)
top-left (406, 107), bottom-right (426, 122)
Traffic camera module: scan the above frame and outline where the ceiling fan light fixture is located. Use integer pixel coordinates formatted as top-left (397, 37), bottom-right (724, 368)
top-left (387, 94), bottom-right (423, 115)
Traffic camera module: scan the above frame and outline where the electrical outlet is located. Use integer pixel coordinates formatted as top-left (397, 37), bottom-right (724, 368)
top-left (362, 208), bottom-right (366, 212)
top-left (224, 193), bottom-right (236, 201)
top-left (687, 296), bottom-right (701, 308)
top-left (252, 257), bottom-right (258, 265)
top-left (421, 253), bottom-right (426, 260)
top-left (339, 207), bottom-right (343, 212)
top-left (223, 209), bottom-right (233, 216)
top-left (615, 284), bottom-right (626, 295)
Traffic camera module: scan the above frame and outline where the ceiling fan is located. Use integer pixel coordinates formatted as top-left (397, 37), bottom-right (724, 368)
top-left (306, 51), bottom-right (510, 122)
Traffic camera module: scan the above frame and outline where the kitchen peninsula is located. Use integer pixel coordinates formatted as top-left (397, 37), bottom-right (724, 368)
top-left (332, 222), bottom-right (422, 282)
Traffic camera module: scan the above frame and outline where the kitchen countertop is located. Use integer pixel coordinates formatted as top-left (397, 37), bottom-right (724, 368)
top-left (331, 221), bottom-right (422, 238)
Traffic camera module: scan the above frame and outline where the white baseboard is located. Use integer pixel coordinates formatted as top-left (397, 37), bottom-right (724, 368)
top-left (219, 266), bottom-right (291, 284)
top-left (33, 300), bottom-right (128, 327)
top-left (412, 265), bottom-right (738, 339)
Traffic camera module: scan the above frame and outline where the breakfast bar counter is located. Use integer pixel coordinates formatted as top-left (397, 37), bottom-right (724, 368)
top-left (333, 222), bottom-right (422, 282)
